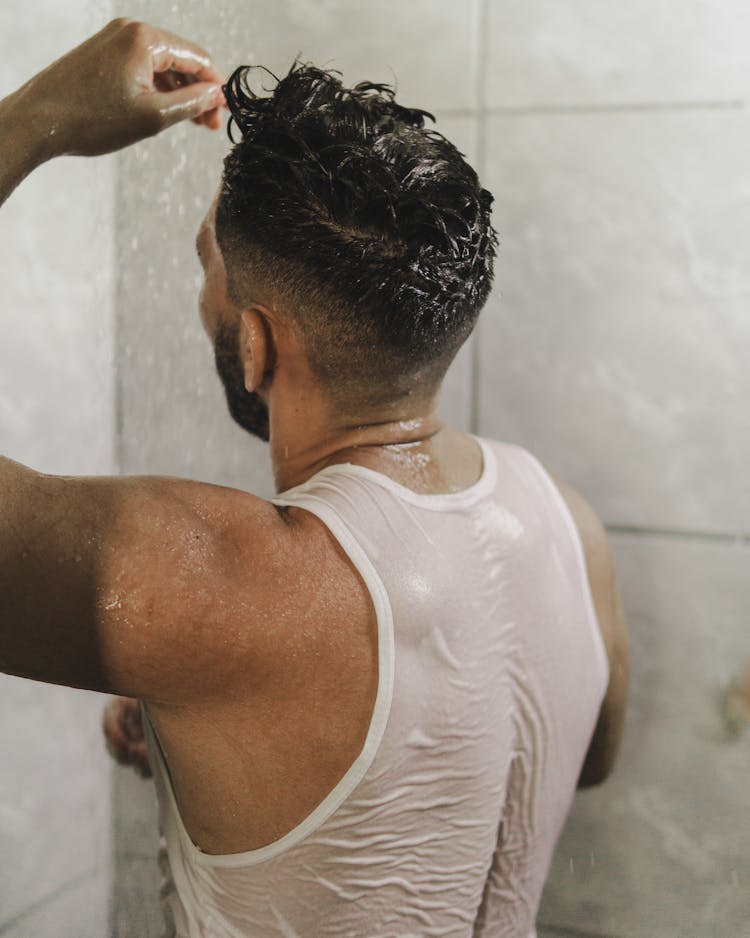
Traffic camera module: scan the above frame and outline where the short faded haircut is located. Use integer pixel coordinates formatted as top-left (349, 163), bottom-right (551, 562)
top-left (215, 60), bottom-right (498, 410)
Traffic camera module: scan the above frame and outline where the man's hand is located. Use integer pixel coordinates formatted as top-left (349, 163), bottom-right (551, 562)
top-left (10, 18), bottom-right (226, 160)
top-left (103, 696), bottom-right (152, 779)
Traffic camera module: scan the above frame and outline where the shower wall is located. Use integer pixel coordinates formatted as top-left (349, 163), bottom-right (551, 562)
top-left (0, 1), bottom-right (737, 936)
top-left (0, 2), bottom-right (114, 936)
top-left (476, 5), bottom-right (750, 936)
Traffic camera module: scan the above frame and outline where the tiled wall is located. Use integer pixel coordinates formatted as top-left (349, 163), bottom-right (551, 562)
top-left (0, 2), bottom-right (114, 935)
top-left (108, 2), bottom-right (750, 936)
top-left (475, 5), bottom-right (750, 936)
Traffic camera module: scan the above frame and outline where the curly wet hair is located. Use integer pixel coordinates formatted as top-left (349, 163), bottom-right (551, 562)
top-left (215, 60), bottom-right (498, 408)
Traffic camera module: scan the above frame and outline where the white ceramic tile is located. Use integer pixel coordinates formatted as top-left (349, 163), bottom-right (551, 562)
top-left (115, 122), bottom-right (275, 493)
top-left (429, 115), bottom-right (480, 432)
top-left (112, 762), bottom-right (160, 852)
top-left (477, 110), bottom-right (750, 533)
top-left (110, 855), bottom-right (163, 938)
top-left (433, 114), bottom-right (481, 169)
top-left (439, 338), bottom-right (473, 432)
top-left (110, 8), bottom-right (271, 490)
top-left (110, 768), bottom-right (161, 937)
top-left (0, 679), bottom-right (112, 926)
top-left (0, 1), bottom-right (111, 96)
top-left (0, 154), bottom-right (116, 475)
top-left (0, 867), bottom-right (109, 938)
top-left (539, 535), bottom-right (750, 938)
top-left (485, 0), bottom-right (750, 108)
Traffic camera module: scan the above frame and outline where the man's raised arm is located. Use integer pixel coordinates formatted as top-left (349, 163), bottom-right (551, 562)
top-left (0, 19), bottom-right (243, 701)
top-left (0, 17), bottom-right (227, 206)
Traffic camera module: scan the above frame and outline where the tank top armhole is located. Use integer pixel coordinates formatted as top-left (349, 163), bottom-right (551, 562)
top-left (513, 446), bottom-right (611, 692)
top-left (144, 495), bottom-right (396, 870)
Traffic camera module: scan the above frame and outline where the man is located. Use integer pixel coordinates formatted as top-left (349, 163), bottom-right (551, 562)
top-left (1, 18), bottom-right (629, 938)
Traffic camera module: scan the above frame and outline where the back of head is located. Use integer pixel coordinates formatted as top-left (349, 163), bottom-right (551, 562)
top-left (215, 61), bottom-right (498, 413)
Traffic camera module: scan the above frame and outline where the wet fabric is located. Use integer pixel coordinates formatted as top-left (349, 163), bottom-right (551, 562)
top-left (142, 436), bottom-right (609, 937)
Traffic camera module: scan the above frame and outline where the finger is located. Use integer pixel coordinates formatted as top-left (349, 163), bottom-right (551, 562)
top-left (154, 70), bottom-right (187, 94)
top-left (192, 107), bottom-right (222, 130)
top-left (103, 711), bottom-right (130, 750)
top-left (209, 109), bottom-right (223, 130)
top-left (106, 738), bottom-right (131, 765)
top-left (144, 82), bottom-right (225, 133)
top-left (105, 722), bottom-right (130, 750)
top-left (123, 714), bottom-right (145, 743)
top-left (107, 732), bottom-right (148, 768)
top-left (129, 740), bottom-right (151, 763)
top-left (103, 696), bottom-right (125, 720)
top-left (129, 743), bottom-right (153, 778)
top-left (136, 761), bottom-right (154, 780)
top-left (149, 32), bottom-right (225, 86)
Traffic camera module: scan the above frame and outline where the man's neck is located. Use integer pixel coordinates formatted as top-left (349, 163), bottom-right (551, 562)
top-left (266, 385), bottom-right (444, 494)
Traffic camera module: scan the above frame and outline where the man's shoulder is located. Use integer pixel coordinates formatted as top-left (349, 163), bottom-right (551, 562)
top-left (107, 475), bottom-right (300, 691)
top-left (140, 474), bottom-right (300, 592)
top-left (143, 474), bottom-right (373, 698)
top-left (143, 473), bottom-right (354, 621)
top-left (143, 474), bottom-right (279, 523)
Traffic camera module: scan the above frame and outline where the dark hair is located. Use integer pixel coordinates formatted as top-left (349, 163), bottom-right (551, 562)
top-left (216, 60), bottom-right (498, 409)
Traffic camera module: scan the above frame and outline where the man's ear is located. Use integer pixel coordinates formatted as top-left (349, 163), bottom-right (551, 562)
top-left (239, 308), bottom-right (275, 392)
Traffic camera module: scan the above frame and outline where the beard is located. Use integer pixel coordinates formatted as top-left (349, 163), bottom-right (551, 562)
top-left (213, 319), bottom-right (270, 442)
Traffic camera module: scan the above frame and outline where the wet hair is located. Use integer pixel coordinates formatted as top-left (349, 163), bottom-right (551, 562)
top-left (215, 60), bottom-right (498, 411)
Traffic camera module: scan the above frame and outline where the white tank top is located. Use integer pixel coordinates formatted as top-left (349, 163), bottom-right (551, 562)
top-left (142, 436), bottom-right (609, 938)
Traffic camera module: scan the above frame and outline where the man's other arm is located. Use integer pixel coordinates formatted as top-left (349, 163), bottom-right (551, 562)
top-left (551, 473), bottom-right (631, 787)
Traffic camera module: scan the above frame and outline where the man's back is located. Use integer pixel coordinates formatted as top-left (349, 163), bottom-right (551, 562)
top-left (142, 434), bottom-right (609, 937)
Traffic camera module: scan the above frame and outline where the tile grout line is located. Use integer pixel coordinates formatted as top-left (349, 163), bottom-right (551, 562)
top-left (435, 99), bottom-right (746, 120)
top-left (537, 920), bottom-right (620, 938)
top-left (469, 0), bottom-right (491, 435)
top-left (605, 524), bottom-right (750, 546)
top-left (485, 99), bottom-right (747, 115)
top-left (113, 151), bottom-right (125, 477)
top-left (0, 864), bottom-right (106, 936)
